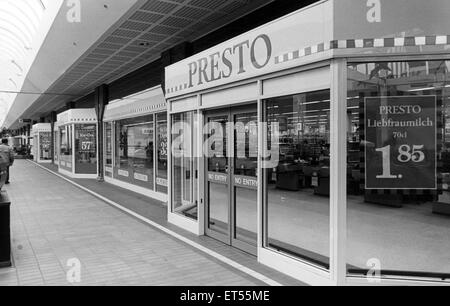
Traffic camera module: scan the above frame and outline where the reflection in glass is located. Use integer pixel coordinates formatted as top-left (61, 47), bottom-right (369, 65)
top-left (54, 131), bottom-right (58, 162)
top-left (116, 115), bottom-right (154, 189)
top-left (75, 124), bottom-right (97, 174)
top-left (156, 113), bottom-right (168, 194)
top-left (207, 116), bottom-right (228, 173)
top-left (264, 89), bottom-right (331, 268)
top-left (105, 123), bottom-right (113, 177)
top-left (59, 126), bottom-right (72, 169)
top-left (234, 112), bottom-right (258, 246)
top-left (206, 115), bottom-right (229, 234)
top-left (39, 132), bottom-right (51, 161)
top-left (235, 187), bottom-right (258, 245)
top-left (172, 112), bottom-right (197, 219)
top-left (209, 183), bottom-right (229, 235)
top-left (347, 61), bottom-right (450, 279)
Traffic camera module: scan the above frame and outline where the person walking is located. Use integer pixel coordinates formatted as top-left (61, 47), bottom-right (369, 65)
top-left (0, 139), bottom-right (14, 184)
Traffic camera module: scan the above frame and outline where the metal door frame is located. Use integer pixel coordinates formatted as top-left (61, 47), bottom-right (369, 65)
top-left (204, 103), bottom-right (258, 256)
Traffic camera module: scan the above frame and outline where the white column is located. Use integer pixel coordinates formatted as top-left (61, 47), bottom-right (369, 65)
top-left (330, 58), bottom-right (348, 286)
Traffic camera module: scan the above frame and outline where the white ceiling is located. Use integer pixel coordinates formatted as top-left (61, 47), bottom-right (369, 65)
top-left (5, 0), bottom-right (274, 129)
top-left (0, 0), bottom-right (63, 127)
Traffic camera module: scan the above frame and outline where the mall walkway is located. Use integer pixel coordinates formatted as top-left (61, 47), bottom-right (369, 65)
top-left (0, 160), bottom-right (289, 286)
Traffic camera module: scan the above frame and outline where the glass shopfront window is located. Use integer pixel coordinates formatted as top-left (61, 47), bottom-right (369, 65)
top-left (156, 113), bottom-right (168, 193)
top-left (347, 60), bottom-right (450, 279)
top-left (75, 124), bottom-right (97, 174)
top-left (54, 131), bottom-right (58, 162)
top-left (116, 115), bottom-right (154, 189)
top-left (39, 132), bottom-right (52, 161)
top-left (172, 111), bottom-right (197, 220)
top-left (59, 126), bottom-right (72, 169)
top-left (263, 89), bottom-right (331, 268)
top-left (105, 122), bottom-right (113, 177)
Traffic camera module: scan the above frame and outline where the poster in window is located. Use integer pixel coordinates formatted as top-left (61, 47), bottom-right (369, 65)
top-left (158, 123), bottom-right (167, 160)
top-left (78, 127), bottom-right (96, 153)
top-left (40, 132), bottom-right (51, 159)
top-left (365, 96), bottom-right (437, 190)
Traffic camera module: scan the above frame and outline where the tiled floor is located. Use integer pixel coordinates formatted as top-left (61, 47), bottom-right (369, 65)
top-left (0, 160), bottom-right (279, 286)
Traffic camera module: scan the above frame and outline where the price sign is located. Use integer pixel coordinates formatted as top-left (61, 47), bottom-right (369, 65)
top-left (81, 141), bottom-right (93, 151)
top-left (77, 128), bottom-right (96, 153)
top-left (365, 96), bottom-right (437, 190)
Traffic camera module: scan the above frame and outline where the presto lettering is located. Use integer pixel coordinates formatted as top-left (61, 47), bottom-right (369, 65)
top-left (188, 34), bottom-right (272, 87)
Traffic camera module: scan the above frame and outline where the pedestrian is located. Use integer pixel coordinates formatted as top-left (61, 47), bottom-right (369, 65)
top-left (0, 138), bottom-right (14, 184)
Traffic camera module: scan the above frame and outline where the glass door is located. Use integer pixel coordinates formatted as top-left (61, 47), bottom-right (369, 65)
top-left (205, 104), bottom-right (258, 255)
top-left (205, 111), bottom-right (230, 241)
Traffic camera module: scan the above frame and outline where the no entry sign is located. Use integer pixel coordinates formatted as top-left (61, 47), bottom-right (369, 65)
top-left (365, 96), bottom-right (437, 190)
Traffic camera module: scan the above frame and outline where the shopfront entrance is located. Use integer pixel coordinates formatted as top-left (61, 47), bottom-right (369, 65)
top-left (204, 104), bottom-right (258, 255)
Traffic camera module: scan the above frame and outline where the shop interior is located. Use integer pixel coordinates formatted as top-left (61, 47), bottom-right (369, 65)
top-left (169, 60), bottom-right (450, 280)
top-left (107, 112), bottom-right (168, 194)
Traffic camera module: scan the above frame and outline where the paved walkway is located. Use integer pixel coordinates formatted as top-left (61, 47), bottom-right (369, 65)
top-left (0, 161), bottom-right (267, 286)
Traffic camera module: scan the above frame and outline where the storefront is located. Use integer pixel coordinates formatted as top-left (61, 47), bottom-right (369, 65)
top-left (164, 0), bottom-right (450, 286)
top-left (56, 109), bottom-right (98, 179)
top-left (103, 86), bottom-right (168, 202)
top-left (31, 123), bottom-right (52, 163)
top-left (53, 128), bottom-right (58, 164)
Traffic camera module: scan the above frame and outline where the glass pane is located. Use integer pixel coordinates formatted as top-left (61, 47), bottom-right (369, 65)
top-left (39, 132), bottom-right (51, 161)
top-left (264, 89), bottom-right (331, 268)
top-left (347, 60), bottom-right (450, 279)
top-left (209, 182), bottom-right (229, 235)
top-left (234, 111), bottom-right (258, 245)
top-left (59, 128), bottom-right (67, 155)
top-left (59, 126), bottom-right (72, 169)
top-left (115, 115), bottom-right (154, 189)
top-left (54, 131), bottom-right (58, 162)
top-left (206, 115), bottom-right (229, 232)
top-left (105, 123), bottom-right (113, 177)
top-left (207, 116), bottom-right (228, 173)
top-left (235, 187), bottom-right (257, 244)
top-left (74, 124), bottom-right (97, 174)
top-left (105, 123), bottom-right (112, 166)
top-left (172, 112), bottom-right (197, 220)
top-left (156, 113), bottom-right (168, 194)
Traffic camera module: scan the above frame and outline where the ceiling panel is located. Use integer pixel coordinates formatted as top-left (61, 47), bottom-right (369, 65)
top-left (22, 0), bottom-right (275, 121)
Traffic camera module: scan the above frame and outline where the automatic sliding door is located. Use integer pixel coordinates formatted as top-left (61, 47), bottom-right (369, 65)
top-left (205, 105), bottom-right (258, 255)
top-left (232, 110), bottom-right (258, 253)
top-left (205, 114), bottom-right (230, 242)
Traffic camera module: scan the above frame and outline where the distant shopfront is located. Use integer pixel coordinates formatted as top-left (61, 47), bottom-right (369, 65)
top-left (164, 0), bottom-right (450, 286)
top-left (103, 86), bottom-right (168, 202)
top-left (31, 123), bottom-right (52, 164)
top-left (57, 109), bottom-right (98, 179)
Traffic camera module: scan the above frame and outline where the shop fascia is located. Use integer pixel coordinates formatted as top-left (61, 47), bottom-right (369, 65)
top-left (172, 120), bottom-right (280, 167)
top-left (187, 34), bottom-right (272, 88)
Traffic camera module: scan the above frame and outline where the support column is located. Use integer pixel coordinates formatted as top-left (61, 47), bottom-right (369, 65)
top-left (330, 58), bottom-right (348, 286)
top-left (95, 84), bottom-right (109, 182)
top-left (161, 42), bottom-right (192, 94)
top-left (27, 125), bottom-right (31, 146)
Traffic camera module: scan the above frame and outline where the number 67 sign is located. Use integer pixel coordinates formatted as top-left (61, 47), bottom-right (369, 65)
top-left (365, 96), bottom-right (437, 190)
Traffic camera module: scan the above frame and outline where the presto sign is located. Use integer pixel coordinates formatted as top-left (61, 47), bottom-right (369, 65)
top-left (165, 0), bottom-right (333, 97)
top-left (186, 34), bottom-right (272, 89)
top-left (365, 96), bottom-right (437, 190)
